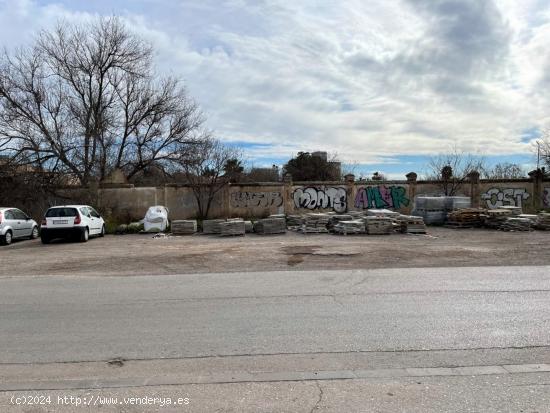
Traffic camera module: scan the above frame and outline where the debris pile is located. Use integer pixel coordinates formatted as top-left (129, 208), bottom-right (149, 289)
top-left (171, 220), bottom-right (197, 235)
top-left (202, 219), bottom-right (225, 234)
top-left (333, 220), bottom-right (365, 235)
top-left (244, 221), bottom-right (254, 233)
top-left (446, 209), bottom-right (487, 228)
top-left (254, 218), bottom-right (287, 234)
top-left (363, 216), bottom-right (394, 235)
top-left (398, 215), bottom-right (427, 234)
top-left (300, 213), bottom-right (330, 234)
top-left (536, 213), bottom-right (550, 230)
top-left (220, 220), bottom-right (246, 236)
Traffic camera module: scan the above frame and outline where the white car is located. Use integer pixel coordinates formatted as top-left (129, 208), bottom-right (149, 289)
top-left (40, 205), bottom-right (105, 244)
top-left (0, 207), bottom-right (39, 245)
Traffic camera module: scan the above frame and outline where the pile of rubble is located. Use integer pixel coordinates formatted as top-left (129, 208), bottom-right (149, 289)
top-left (286, 215), bottom-right (303, 229)
top-left (171, 220), bottom-right (197, 235)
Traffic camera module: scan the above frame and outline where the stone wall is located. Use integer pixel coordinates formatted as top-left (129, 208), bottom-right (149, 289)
top-left (84, 171), bottom-right (549, 221)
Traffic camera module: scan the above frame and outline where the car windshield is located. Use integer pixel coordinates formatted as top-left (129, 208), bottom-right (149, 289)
top-left (45, 208), bottom-right (78, 218)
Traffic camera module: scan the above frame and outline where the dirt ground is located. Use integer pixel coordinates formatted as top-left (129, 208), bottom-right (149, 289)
top-left (1, 227), bottom-right (549, 277)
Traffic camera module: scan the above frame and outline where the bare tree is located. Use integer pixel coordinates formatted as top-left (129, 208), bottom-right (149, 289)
top-left (426, 150), bottom-right (486, 195)
top-left (0, 17), bottom-right (204, 185)
top-left (484, 162), bottom-right (525, 179)
top-left (534, 131), bottom-right (550, 172)
top-left (177, 137), bottom-right (242, 220)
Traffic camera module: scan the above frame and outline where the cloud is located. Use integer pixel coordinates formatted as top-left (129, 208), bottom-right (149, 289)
top-left (1, 0), bottom-right (550, 168)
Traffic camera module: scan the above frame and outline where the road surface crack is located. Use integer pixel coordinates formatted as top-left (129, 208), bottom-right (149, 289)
top-left (310, 380), bottom-right (325, 413)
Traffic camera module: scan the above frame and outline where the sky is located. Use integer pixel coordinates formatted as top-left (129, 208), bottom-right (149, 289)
top-left (0, 0), bottom-right (549, 178)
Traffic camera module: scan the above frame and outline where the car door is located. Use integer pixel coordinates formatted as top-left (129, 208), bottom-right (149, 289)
top-left (14, 209), bottom-right (33, 237)
top-left (79, 207), bottom-right (94, 234)
top-left (4, 210), bottom-right (20, 238)
top-left (89, 207), bottom-right (103, 233)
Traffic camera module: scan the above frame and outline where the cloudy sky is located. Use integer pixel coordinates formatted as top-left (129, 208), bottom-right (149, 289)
top-left (1, 0), bottom-right (548, 177)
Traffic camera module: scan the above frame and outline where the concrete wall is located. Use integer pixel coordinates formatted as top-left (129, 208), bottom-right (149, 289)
top-left (85, 174), bottom-right (550, 221)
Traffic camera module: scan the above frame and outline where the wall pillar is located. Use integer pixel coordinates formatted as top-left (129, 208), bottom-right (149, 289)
top-left (344, 174), bottom-right (355, 212)
top-left (468, 171), bottom-right (480, 208)
top-left (406, 172), bottom-right (417, 214)
top-left (529, 168), bottom-right (544, 211)
top-left (283, 173), bottom-right (293, 214)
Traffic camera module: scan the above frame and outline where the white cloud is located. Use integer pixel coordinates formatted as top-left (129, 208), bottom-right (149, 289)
top-left (1, 0), bottom-right (550, 165)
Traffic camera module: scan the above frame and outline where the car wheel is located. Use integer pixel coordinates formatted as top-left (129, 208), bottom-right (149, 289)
top-left (99, 225), bottom-right (105, 237)
top-left (1, 230), bottom-right (12, 245)
top-left (80, 228), bottom-right (89, 242)
top-left (30, 226), bottom-right (39, 239)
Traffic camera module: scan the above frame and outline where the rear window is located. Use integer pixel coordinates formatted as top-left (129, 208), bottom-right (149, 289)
top-left (46, 208), bottom-right (78, 218)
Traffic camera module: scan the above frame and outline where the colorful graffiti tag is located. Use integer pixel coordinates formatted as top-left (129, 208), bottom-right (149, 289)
top-left (354, 185), bottom-right (410, 210)
top-left (293, 187), bottom-right (347, 213)
top-left (230, 191), bottom-right (283, 208)
top-left (481, 187), bottom-right (530, 209)
top-left (544, 187), bottom-right (550, 208)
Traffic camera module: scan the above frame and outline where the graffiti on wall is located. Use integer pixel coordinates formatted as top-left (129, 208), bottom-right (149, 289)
top-left (230, 191), bottom-right (283, 208)
top-left (354, 185), bottom-right (410, 210)
top-left (544, 187), bottom-right (550, 208)
top-left (481, 188), bottom-right (530, 209)
top-left (293, 187), bottom-right (347, 213)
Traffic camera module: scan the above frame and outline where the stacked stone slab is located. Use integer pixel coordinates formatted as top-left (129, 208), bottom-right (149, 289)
top-left (536, 213), bottom-right (550, 230)
top-left (300, 213), bottom-right (330, 233)
top-left (220, 220), bottom-right (246, 236)
top-left (254, 218), bottom-right (287, 234)
top-left (398, 215), bottom-right (427, 234)
top-left (244, 221), bottom-right (254, 233)
top-left (499, 217), bottom-right (533, 232)
top-left (328, 214), bottom-right (353, 232)
top-left (171, 220), bottom-right (197, 235)
top-left (286, 215), bottom-right (303, 229)
top-left (484, 209), bottom-right (513, 229)
top-left (500, 205), bottom-right (522, 215)
top-left (446, 209), bottom-right (487, 228)
top-left (333, 220), bottom-right (365, 235)
top-left (363, 216), bottom-right (394, 235)
top-left (202, 219), bottom-right (226, 234)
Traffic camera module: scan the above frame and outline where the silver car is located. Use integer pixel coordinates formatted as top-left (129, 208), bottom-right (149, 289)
top-left (0, 208), bottom-right (39, 245)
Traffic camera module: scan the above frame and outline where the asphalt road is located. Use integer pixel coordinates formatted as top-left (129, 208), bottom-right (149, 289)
top-left (2, 266), bottom-right (550, 412)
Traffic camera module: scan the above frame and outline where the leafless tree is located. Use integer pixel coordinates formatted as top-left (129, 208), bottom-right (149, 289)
top-left (0, 17), bottom-right (204, 185)
top-left (484, 162), bottom-right (525, 179)
top-left (534, 131), bottom-right (550, 172)
top-left (177, 137), bottom-right (242, 220)
top-left (426, 150), bottom-right (486, 195)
